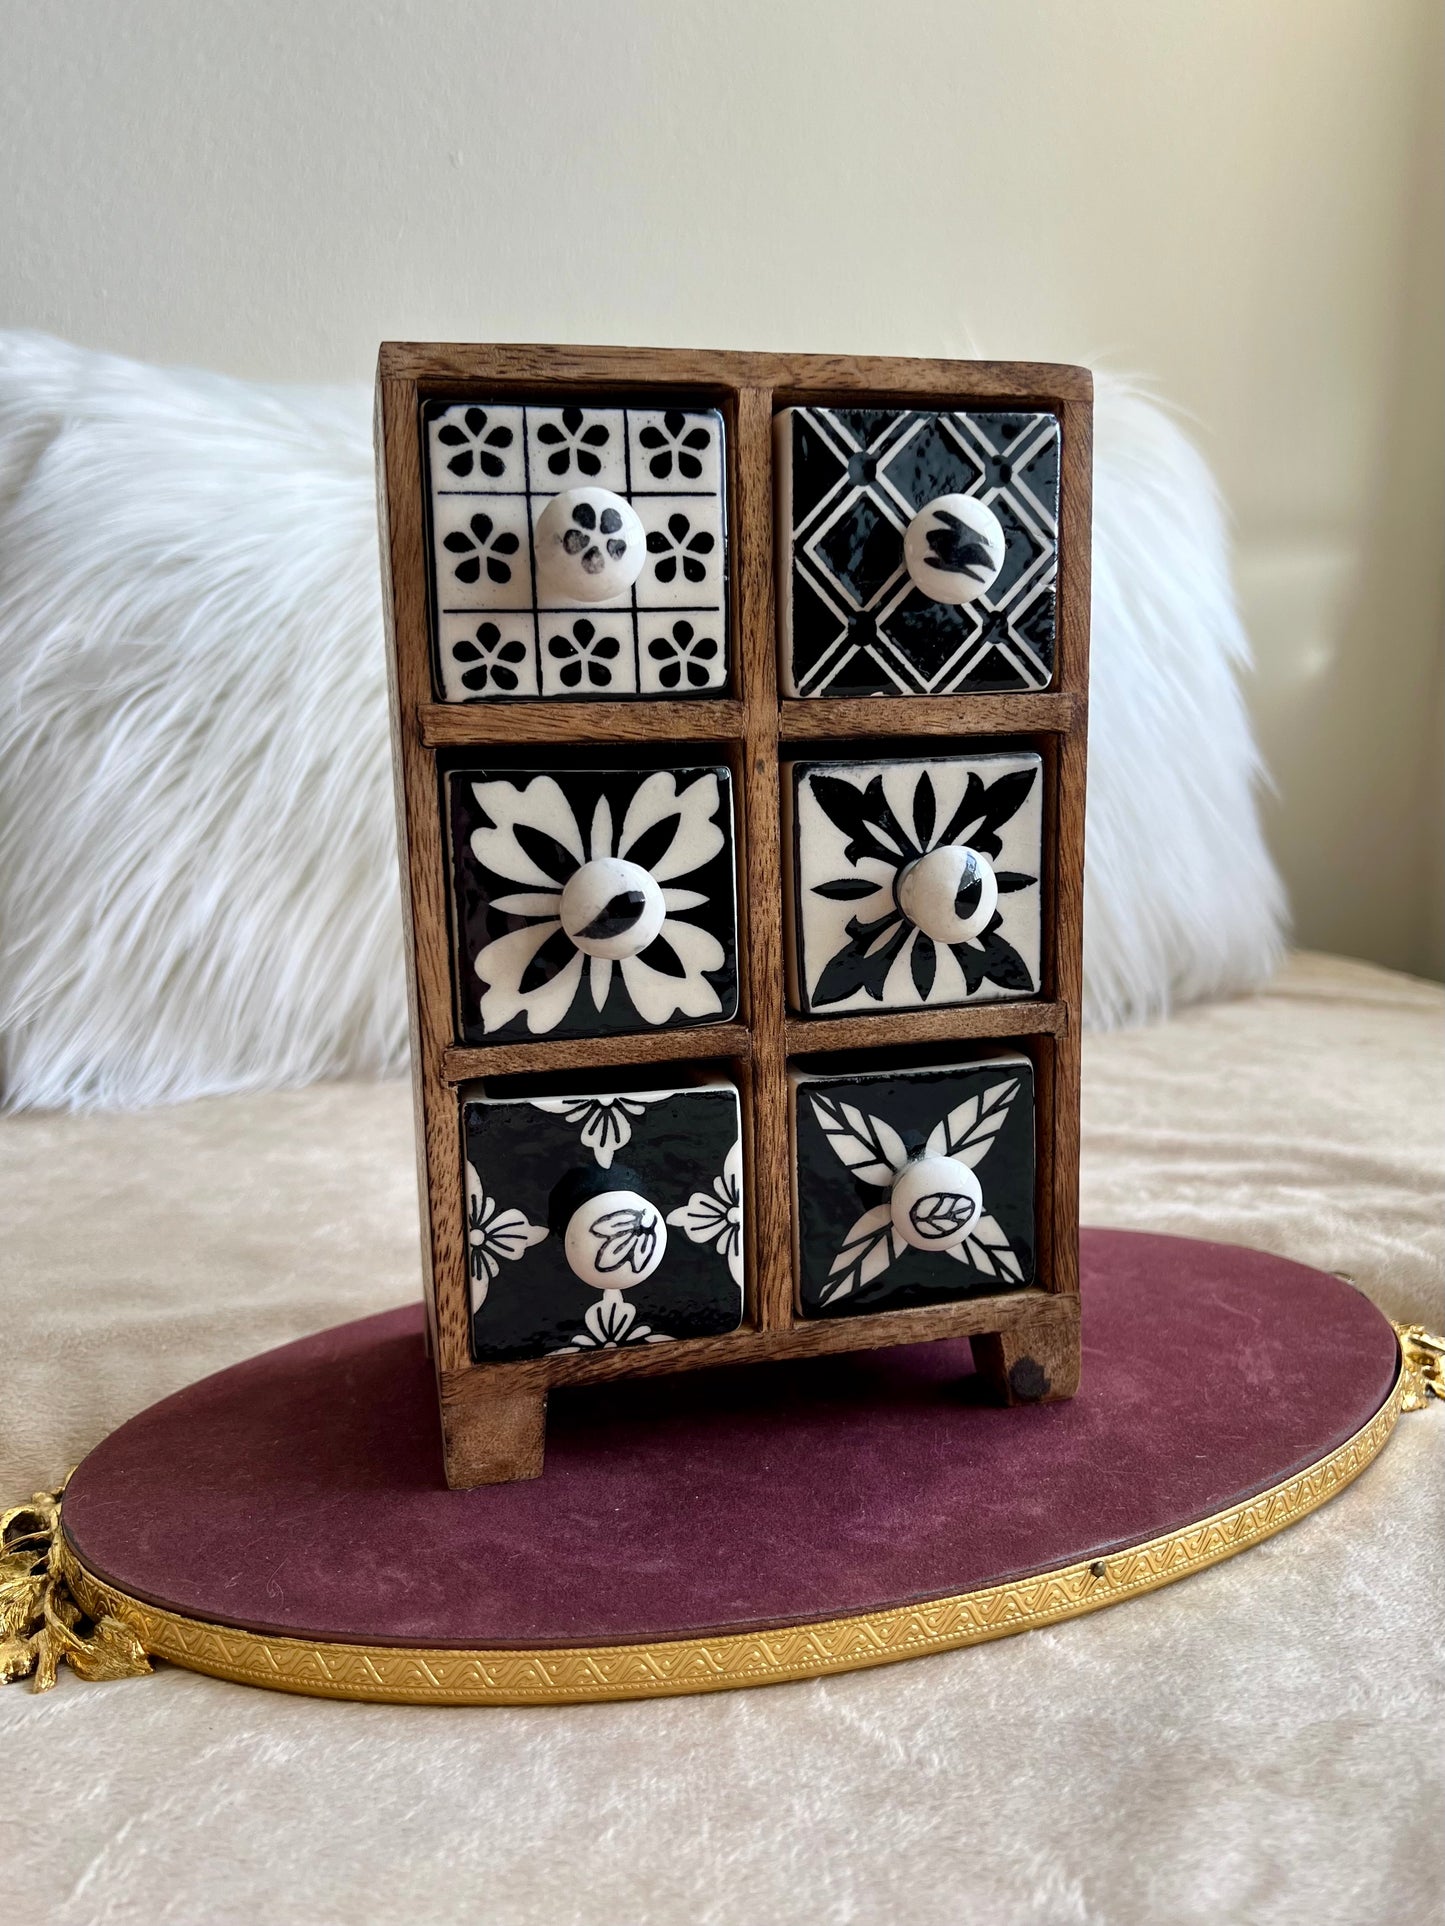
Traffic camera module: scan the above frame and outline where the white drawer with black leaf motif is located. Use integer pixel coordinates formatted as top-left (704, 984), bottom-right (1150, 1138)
top-left (783, 749), bottom-right (1043, 1018)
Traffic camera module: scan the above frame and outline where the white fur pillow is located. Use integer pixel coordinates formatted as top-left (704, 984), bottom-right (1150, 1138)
top-left (0, 333), bottom-right (1284, 1109)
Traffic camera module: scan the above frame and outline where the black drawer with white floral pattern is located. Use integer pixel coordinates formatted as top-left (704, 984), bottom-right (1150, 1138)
top-left (790, 1053), bottom-right (1035, 1319)
top-left (782, 749), bottom-right (1043, 1018)
top-left (463, 1074), bottom-right (745, 1362)
top-left (424, 400), bottom-right (730, 702)
top-left (444, 760), bottom-right (740, 1045)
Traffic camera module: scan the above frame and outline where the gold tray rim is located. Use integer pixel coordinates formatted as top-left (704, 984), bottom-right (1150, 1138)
top-left (58, 1350), bottom-right (1405, 1706)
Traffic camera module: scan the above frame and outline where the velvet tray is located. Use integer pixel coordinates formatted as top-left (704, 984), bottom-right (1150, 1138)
top-left (58, 1229), bottom-right (1405, 1703)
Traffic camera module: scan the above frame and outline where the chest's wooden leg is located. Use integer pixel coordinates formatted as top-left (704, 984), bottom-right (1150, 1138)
top-left (441, 1382), bottom-right (548, 1487)
top-left (971, 1293), bottom-right (1081, 1405)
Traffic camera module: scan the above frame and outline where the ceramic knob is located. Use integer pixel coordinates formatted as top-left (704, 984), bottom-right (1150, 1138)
top-left (896, 845), bottom-right (998, 944)
top-left (903, 494), bottom-right (1006, 603)
top-left (890, 1154), bottom-right (983, 1254)
top-left (535, 487), bottom-right (645, 603)
top-left (559, 857), bottom-right (666, 959)
top-left (564, 1188), bottom-right (667, 1288)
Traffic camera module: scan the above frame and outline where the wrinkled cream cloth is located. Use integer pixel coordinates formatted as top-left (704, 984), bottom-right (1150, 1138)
top-left (3, 953), bottom-right (1441, 1926)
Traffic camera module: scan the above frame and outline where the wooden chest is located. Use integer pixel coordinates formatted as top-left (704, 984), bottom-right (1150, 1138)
top-left (375, 345), bottom-right (1091, 1486)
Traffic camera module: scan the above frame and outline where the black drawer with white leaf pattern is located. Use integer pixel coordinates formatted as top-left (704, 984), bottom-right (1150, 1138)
top-left (789, 1053), bottom-right (1036, 1320)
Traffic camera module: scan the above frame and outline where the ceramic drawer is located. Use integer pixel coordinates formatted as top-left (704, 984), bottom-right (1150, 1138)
top-left (790, 1053), bottom-right (1035, 1319)
top-left (424, 400), bottom-right (730, 702)
top-left (774, 404), bottom-right (1060, 698)
top-left (463, 1073), bottom-right (745, 1362)
top-left (444, 760), bottom-right (740, 1045)
top-left (782, 749), bottom-right (1043, 1018)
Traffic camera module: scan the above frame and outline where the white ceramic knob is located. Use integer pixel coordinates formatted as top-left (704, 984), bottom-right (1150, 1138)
top-left (890, 1155), bottom-right (983, 1253)
top-left (903, 494), bottom-right (1006, 603)
top-left (564, 1189), bottom-right (667, 1288)
top-left (558, 857), bottom-right (666, 959)
top-left (535, 487), bottom-right (645, 603)
top-left (896, 845), bottom-right (998, 944)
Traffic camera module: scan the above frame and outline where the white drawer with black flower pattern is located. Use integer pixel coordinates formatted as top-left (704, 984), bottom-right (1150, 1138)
top-left (462, 1075), bottom-right (745, 1362)
top-left (790, 1053), bottom-right (1034, 1319)
top-left (782, 750), bottom-right (1043, 1018)
top-left (424, 400), bottom-right (729, 701)
top-left (775, 405), bottom-right (1059, 698)
top-left (445, 761), bottom-right (740, 1045)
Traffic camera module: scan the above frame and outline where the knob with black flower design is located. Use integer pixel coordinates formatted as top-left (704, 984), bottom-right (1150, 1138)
top-left (535, 486), bottom-right (646, 603)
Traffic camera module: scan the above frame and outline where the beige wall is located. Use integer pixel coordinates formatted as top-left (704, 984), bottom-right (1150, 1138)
top-left (3, 0), bottom-right (1440, 975)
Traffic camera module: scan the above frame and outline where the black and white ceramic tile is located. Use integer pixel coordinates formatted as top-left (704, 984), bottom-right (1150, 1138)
top-left (425, 401), bottom-right (729, 701)
top-left (775, 406), bottom-right (1060, 697)
top-left (790, 1054), bottom-right (1035, 1318)
top-left (784, 751), bottom-right (1043, 1017)
top-left (462, 1077), bottom-right (744, 1361)
top-left (446, 763), bottom-right (740, 1044)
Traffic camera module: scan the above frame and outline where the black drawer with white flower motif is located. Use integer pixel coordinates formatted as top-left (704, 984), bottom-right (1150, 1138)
top-left (790, 1054), bottom-right (1035, 1320)
top-left (444, 761), bottom-right (740, 1045)
top-left (462, 1074), bottom-right (745, 1362)
top-left (782, 750), bottom-right (1043, 1018)
top-left (424, 399), bottom-right (730, 702)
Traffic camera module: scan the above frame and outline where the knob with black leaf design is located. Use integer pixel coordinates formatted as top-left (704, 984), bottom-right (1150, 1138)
top-left (903, 494), bottom-right (1006, 604)
top-left (564, 1189), bottom-right (668, 1289)
top-left (889, 1154), bottom-right (984, 1254)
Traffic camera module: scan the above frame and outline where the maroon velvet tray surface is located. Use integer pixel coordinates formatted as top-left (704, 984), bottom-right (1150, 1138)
top-left (62, 1230), bottom-right (1398, 1649)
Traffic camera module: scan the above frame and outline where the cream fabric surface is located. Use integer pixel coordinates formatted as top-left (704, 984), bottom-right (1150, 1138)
top-left (2, 952), bottom-right (1441, 1926)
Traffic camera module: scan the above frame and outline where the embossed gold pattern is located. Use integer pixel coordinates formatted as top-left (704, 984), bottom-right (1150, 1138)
top-left (52, 1349), bottom-right (1417, 1706)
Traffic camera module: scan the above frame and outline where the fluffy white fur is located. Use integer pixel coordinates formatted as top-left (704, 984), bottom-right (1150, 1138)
top-left (0, 335), bottom-right (406, 1107)
top-left (0, 332), bottom-right (1284, 1110)
top-left (1084, 382), bottom-right (1286, 1026)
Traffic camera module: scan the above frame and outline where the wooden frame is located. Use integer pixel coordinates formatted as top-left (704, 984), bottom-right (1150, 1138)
top-left (376, 344), bottom-right (1092, 1487)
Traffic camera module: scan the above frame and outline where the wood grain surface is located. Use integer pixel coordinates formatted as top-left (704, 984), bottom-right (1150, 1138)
top-left (784, 1000), bottom-right (1068, 1057)
top-left (419, 698), bottom-right (743, 748)
top-left (377, 378), bottom-right (470, 1380)
top-left (378, 341), bottom-right (1092, 405)
top-left (733, 385), bottom-right (793, 1330)
top-left (970, 1292), bottom-right (1082, 1406)
top-left (441, 1285), bottom-right (1075, 1402)
top-left (780, 692), bottom-right (1076, 741)
top-left (440, 1026), bottom-right (751, 1084)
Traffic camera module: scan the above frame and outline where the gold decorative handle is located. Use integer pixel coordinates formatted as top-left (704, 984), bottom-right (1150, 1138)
top-left (1394, 1323), bottom-right (1445, 1411)
top-left (1, 1479), bottom-right (151, 1692)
